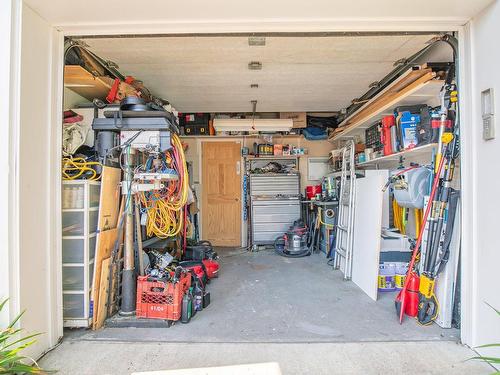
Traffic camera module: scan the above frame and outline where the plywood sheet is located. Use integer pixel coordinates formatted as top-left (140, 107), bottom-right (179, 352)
top-left (351, 170), bottom-right (386, 301)
top-left (98, 166), bottom-right (122, 231)
top-left (91, 227), bottom-right (118, 328)
top-left (95, 257), bottom-right (111, 330)
top-left (64, 65), bottom-right (111, 101)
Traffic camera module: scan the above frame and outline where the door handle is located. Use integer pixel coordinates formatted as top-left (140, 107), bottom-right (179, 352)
top-left (236, 161), bottom-right (241, 175)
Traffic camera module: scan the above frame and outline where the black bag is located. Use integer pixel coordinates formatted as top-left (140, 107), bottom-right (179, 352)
top-left (184, 241), bottom-right (218, 261)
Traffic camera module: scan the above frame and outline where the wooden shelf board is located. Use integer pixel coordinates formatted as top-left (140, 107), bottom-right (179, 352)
top-left (330, 76), bottom-right (443, 142)
top-left (357, 143), bottom-right (438, 168)
top-left (64, 65), bottom-right (111, 101)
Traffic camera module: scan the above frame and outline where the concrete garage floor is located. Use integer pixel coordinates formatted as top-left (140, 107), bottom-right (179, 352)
top-left (40, 249), bottom-right (491, 374)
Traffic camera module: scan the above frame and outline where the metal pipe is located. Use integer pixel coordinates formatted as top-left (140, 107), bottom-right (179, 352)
top-left (120, 146), bottom-right (136, 316)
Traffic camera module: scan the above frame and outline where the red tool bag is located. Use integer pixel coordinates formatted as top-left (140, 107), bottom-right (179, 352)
top-left (136, 273), bottom-right (191, 321)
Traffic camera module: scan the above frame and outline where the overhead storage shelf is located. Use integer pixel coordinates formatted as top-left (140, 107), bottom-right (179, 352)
top-left (330, 67), bottom-right (444, 142)
top-left (357, 143), bottom-right (438, 168)
top-left (64, 65), bottom-right (112, 101)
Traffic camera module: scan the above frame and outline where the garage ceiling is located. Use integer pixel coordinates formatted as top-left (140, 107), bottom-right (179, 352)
top-left (81, 35), bottom-right (447, 112)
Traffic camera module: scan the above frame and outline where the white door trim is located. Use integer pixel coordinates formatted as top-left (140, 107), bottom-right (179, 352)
top-left (456, 22), bottom-right (476, 347)
top-left (58, 19), bottom-right (466, 37)
top-left (46, 20), bottom-right (475, 347)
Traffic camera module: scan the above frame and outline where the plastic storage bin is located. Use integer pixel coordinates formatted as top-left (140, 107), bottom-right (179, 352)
top-left (62, 180), bottom-right (101, 328)
top-left (136, 273), bottom-right (191, 321)
top-left (63, 294), bottom-right (85, 318)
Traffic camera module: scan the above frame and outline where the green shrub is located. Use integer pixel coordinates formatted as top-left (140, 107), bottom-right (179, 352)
top-left (0, 299), bottom-right (46, 374)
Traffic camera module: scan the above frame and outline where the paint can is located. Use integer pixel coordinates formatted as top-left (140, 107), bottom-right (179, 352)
top-left (378, 263), bottom-right (396, 291)
top-left (395, 264), bottom-right (409, 289)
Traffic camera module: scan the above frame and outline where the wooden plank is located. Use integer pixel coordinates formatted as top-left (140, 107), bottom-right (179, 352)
top-left (64, 65), bottom-right (111, 101)
top-left (351, 170), bottom-right (387, 301)
top-left (98, 166), bottom-right (122, 231)
top-left (95, 257), bottom-right (111, 330)
top-left (344, 71), bottom-right (435, 128)
top-left (337, 68), bottom-right (432, 128)
top-left (330, 73), bottom-right (439, 141)
top-left (91, 228), bottom-right (118, 328)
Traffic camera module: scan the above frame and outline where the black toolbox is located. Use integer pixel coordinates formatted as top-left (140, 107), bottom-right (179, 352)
top-left (179, 113), bottom-right (210, 135)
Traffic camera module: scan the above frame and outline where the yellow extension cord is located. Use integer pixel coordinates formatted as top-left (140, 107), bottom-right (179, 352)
top-left (393, 199), bottom-right (423, 236)
top-left (62, 157), bottom-right (101, 181)
top-left (138, 133), bottom-right (189, 238)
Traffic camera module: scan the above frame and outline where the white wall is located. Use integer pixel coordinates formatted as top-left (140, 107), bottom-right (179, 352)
top-left (468, 0), bottom-right (500, 357)
top-left (0, 0), bottom-right (20, 328)
top-left (15, 2), bottom-right (62, 359)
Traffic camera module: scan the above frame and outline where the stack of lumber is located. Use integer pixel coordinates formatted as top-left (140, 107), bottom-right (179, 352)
top-left (91, 166), bottom-right (123, 329)
top-left (330, 66), bottom-right (437, 139)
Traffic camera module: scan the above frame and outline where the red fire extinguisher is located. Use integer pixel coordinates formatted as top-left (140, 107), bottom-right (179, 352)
top-left (381, 115), bottom-right (395, 156)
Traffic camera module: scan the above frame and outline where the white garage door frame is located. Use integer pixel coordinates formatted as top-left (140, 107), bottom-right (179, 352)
top-left (57, 20), bottom-right (475, 345)
top-left (5, 7), bottom-right (478, 357)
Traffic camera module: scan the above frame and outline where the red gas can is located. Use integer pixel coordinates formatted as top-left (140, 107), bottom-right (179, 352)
top-left (404, 272), bottom-right (420, 317)
top-left (202, 259), bottom-right (220, 279)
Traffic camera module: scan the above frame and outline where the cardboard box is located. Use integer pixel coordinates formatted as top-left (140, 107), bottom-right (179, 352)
top-left (280, 112), bottom-right (307, 128)
top-left (273, 144), bottom-right (283, 156)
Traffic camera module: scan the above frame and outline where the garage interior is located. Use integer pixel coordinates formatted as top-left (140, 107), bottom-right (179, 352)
top-left (59, 33), bottom-right (463, 348)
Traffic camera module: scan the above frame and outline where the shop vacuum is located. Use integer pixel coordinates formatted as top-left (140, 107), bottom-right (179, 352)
top-left (274, 220), bottom-right (312, 258)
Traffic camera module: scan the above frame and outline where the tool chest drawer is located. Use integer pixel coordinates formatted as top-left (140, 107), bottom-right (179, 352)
top-left (251, 199), bottom-right (300, 244)
top-left (249, 175), bottom-right (300, 196)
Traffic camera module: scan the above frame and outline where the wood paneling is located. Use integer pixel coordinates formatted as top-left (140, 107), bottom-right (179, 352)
top-left (91, 227), bottom-right (118, 328)
top-left (97, 166), bottom-right (121, 231)
top-left (64, 65), bottom-right (112, 101)
top-left (95, 257), bottom-right (111, 329)
top-left (201, 142), bottom-right (241, 246)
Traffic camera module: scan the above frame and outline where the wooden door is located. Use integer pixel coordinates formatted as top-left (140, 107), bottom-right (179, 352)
top-left (201, 142), bottom-right (242, 246)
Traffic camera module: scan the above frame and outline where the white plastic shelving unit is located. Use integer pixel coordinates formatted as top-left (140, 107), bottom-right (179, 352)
top-left (62, 180), bottom-right (101, 328)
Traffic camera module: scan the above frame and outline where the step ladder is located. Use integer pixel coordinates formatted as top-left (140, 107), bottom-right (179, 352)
top-left (334, 140), bottom-right (356, 280)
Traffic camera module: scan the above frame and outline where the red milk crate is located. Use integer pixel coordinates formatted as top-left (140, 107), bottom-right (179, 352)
top-left (136, 273), bottom-right (191, 321)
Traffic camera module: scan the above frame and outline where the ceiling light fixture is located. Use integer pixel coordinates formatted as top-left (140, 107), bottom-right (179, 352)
top-left (213, 118), bottom-right (292, 132)
top-left (250, 83), bottom-right (259, 88)
top-left (214, 100), bottom-right (293, 132)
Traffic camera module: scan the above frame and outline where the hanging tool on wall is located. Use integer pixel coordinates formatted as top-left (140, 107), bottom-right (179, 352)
top-left (395, 64), bottom-right (458, 323)
top-left (417, 111), bottom-right (459, 324)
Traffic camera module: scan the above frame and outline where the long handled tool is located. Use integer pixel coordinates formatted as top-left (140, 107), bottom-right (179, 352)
top-left (395, 76), bottom-right (457, 323)
top-left (417, 132), bottom-right (457, 324)
top-left (395, 149), bottom-right (447, 323)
